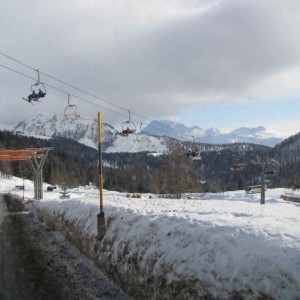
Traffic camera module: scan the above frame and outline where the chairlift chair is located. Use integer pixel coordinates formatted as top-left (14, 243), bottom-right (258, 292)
top-left (191, 150), bottom-right (201, 160)
top-left (64, 94), bottom-right (79, 120)
top-left (186, 136), bottom-right (201, 160)
top-left (264, 165), bottom-right (275, 176)
top-left (264, 159), bottom-right (280, 177)
top-left (24, 69), bottom-right (47, 102)
top-left (265, 169), bottom-right (275, 176)
top-left (121, 110), bottom-right (136, 136)
top-left (186, 150), bottom-right (201, 159)
top-left (232, 163), bottom-right (245, 172)
top-left (31, 69), bottom-right (47, 98)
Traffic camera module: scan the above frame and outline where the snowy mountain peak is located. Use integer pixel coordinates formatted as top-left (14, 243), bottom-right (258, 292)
top-left (13, 113), bottom-right (171, 153)
top-left (205, 128), bottom-right (221, 136)
top-left (144, 120), bottom-right (282, 147)
top-left (145, 120), bottom-right (202, 138)
top-left (14, 113), bottom-right (104, 149)
top-left (12, 114), bottom-right (284, 150)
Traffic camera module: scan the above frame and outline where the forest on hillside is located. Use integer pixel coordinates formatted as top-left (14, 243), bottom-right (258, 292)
top-left (0, 130), bottom-right (299, 195)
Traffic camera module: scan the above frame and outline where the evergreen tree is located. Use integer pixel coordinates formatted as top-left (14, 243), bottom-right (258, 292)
top-left (59, 183), bottom-right (70, 199)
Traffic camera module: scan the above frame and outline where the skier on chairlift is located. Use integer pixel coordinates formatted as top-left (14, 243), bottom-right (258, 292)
top-left (24, 69), bottom-right (47, 103)
top-left (37, 88), bottom-right (46, 98)
top-left (186, 150), bottom-right (200, 158)
top-left (26, 89), bottom-right (46, 103)
top-left (27, 90), bottom-right (37, 102)
top-left (122, 127), bottom-right (135, 136)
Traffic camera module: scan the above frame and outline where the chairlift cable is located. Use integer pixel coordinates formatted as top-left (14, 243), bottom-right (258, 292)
top-left (0, 51), bottom-right (211, 142)
top-left (41, 69), bottom-right (207, 141)
top-left (0, 51), bottom-right (36, 71)
top-left (0, 62), bottom-right (200, 140)
top-left (0, 53), bottom-right (219, 143)
top-left (0, 63), bottom-right (128, 119)
top-left (0, 63), bottom-right (36, 81)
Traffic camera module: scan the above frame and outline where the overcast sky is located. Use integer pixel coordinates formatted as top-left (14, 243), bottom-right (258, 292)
top-left (1, 0), bottom-right (300, 137)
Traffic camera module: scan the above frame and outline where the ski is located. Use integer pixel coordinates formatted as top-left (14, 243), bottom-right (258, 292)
top-left (22, 98), bottom-right (34, 105)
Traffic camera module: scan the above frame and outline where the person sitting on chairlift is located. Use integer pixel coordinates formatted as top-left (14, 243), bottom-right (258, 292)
top-left (191, 151), bottom-right (199, 157)
top-left (186, 150), bottom-right (199, 158)
top-left (27, 89), bottom-right (46, 102)
top-left (27, 90), bottom-right (37, 102)
top-left (37, 89), bottom-right (46, 98)
top-left (122, 127), bottom-right (135, 136)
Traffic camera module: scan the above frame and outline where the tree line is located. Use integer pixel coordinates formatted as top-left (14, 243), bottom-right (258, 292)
top-left (1, 130), bottom-right (299, 194)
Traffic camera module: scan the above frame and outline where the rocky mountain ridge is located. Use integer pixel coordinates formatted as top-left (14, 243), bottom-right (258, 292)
top-left (12, 113), bottom-right (283, 152)
top-left (144, 121), bottom-right (283, 147)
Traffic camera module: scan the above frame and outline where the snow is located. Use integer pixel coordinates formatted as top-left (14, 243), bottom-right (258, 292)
top-left (105, 134), bottom-right (168, 153)
top-left (13, 113), bottom-right (170, 153)
top-left (145, 120), bottom-right (284, 147)
top-left (14, 113), bottom-right (99, 148)
top-left (2, 176), bottom-right (300, 298)
top-left (18, 133), bottom-right (52, 140)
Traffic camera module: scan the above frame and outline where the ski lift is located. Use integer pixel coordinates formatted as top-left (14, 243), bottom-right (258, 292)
top-left (31, 70), bottom-right (46, 95)
top-left (231, 162), bottom-right (246, 172)
top-left (264, 169), bottom-right (275, 176)
top-left (186, 136), bottom-right (201, 160)
top-left (23, 69), bottom-right (47, 103)
top-left (264, 159), bottom-right (280, 177)
top-left (121, 110), bottom-right (136, 136)
top-left (136, 123), bottom-right (151, 143)
top-left (64, 94), bottom-right (79, 120)
top-left (264, 165), bottom-right (275, 176)
top-left (186, 150), bottom-right (201, 160)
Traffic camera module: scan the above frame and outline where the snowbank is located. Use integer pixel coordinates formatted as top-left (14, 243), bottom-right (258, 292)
top-left (7, 180), bottom-right (300, 299)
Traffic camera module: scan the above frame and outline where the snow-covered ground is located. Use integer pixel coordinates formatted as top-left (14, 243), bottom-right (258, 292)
top-left (1, 176), bottom-right (300, 299)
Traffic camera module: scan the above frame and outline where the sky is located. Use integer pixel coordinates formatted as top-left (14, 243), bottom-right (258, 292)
top-left (1, 0), bottom-right (300, 137)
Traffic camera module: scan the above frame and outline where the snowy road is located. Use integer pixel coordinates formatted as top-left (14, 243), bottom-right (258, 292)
top-left (0, 195), bottom-right (131, 300)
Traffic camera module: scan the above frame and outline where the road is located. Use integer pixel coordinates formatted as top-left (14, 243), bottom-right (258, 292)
top-left (0, 194), bottom-right (131, 300)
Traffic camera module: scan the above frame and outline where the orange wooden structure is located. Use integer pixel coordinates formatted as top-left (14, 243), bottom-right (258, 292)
top-left (0, 148), bottom-right (49, 156)
top-left (0, 156), bottom-right (33, 161)
top-left (0, 148), bottom-right (53, 199)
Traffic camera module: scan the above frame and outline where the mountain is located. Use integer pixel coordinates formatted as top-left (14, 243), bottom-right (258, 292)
top-left (12, 114), bottom-right (284, 154)
top-left (13, 114), bottom-right (172, 153)
top-left (144, 121), bottom-right (283, 147)
top-left (14, 114), bottom-right (100, 149)
top-left (142, 120), bottom-right (204, 139)
top-left (201, 126), bottom-right (282, 146)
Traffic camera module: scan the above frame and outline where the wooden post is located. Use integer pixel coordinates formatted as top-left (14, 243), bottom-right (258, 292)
top-left (97, 112), bottom-right (105, 238)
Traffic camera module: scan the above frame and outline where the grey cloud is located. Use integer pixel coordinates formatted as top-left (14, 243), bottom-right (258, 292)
top-left (96, 0), bottom-right (300, 101)
top-left (1, 0), bottom-right (300, 127)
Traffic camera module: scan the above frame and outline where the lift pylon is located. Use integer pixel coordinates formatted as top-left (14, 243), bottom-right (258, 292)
top-left (0, 147), bottom-right (53, 200)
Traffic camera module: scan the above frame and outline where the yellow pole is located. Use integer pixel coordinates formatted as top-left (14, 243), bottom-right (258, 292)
top-left (97, 112), bottom-right (105, 237)
top-left (98, 112), bottom-right (104, 213)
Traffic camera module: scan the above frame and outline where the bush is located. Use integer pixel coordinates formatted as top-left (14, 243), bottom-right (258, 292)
top-left (126, 193), bottom-right (141, 198)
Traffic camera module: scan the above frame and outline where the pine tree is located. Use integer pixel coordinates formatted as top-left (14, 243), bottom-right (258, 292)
top-left (59, 183), bottom-right (70, 199)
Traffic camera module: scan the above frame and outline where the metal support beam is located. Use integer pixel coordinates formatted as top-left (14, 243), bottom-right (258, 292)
top-left (0, 147), bottom-right (53, 200)
top-left (30, 149), bottom-right (51, 200)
